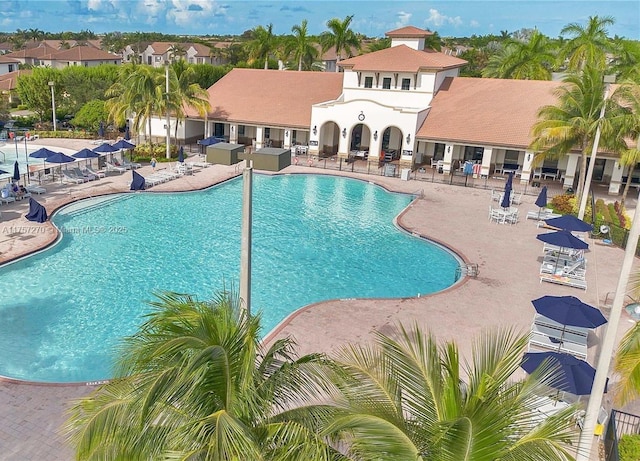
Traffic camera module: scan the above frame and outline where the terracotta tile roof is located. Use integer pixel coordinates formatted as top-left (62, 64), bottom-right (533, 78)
top-left (417, 77), bottom-right (563, 149)
top-left (385, 26), bottom-right (433, 37)
top-left (185, 68), bottom-right (343, 128)
top-left (4, 45), bottom-right (56, 59)
top-left (46, 46), bottom-right (119, 61)
top-left (0, 70), bottom-right (31, 91)
top-left (149, 42), bottom-right (173, 54)
top-left (338, 45), bottom-right (466, 72)
top-left (0, 55), bottom-right (20, 64)
top-left (190, 43), bottom-right (212, 56)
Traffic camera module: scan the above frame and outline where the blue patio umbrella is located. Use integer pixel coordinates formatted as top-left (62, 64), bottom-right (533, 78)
top-left (73, 148), bottom-right (101, 167)
top-left (521, 351), bottom-right (605, 395)
top-left (536, 230), bottom-right (589, 251)
top-left (25, 197), bottom-right (48, 223)
top-left (29, 147), bottom-right (59, 160)
top-left (12, 160), bottom-right (20, 182)
top-left (45, 152), bottom-right (76, 183)
top-left (178, 146), bottom-right (184, 163)
top-left (545, 215), bottom-right (594, 233)
top-left (93, 142), bottom-right (119, 154)
top-left (130, 170), bottom-right (146, 191)
top-left (98, 121), bottom-right (105, 138)
top-left (124, 124), bottom-right (131, 140)
top-left (501, 171), bottom-right (514, 209)
top-left (197, 136), bottom-right (224, 146)
top-left (532, 295), bottom-right (606, 329)
top-left (112, 139), bottom-right (136, 150)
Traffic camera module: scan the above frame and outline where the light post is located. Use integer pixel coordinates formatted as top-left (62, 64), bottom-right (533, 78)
top-left (239, 152), bottom-right (253, 315)
top-left (575, 189), bottom-right (640, 460)
top-left (165, 62), bottom-right (171, 159)
top-left (48, 81), bottom-right (57, 132)
top-left (578, 74), bottom-right (616, 220)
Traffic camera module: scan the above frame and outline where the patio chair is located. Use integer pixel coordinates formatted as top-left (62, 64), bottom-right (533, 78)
top-left (62, 170), bottom-right (85, 184)
top-left (105, 162), bottom-right (126, 174)
top-left (26, 184), bottom-right (46, 195)
top-left (84, 167), bottom-right (105, 178)
top-left (539, 272), bottom-right (587, 290)
top-left (528, 330), bottom-right (588, 360)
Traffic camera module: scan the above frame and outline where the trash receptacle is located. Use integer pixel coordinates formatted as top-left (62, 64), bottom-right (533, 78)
top-left (401, 168), bottom-right (411, 181)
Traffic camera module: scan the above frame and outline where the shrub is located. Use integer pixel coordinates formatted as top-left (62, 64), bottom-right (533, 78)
top-left (550, 194), bottom-right (576, 214)
top-left (619, 434), bottom-right (640, 461)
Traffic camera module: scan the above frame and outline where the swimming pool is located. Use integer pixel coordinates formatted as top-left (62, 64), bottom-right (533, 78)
top-left (0, 174), bottom-right (462, 382)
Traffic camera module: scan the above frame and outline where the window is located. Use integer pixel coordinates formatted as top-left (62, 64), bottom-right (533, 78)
top-left (264, 127), bottom-right (270, 139)
top-left (464, 146), bottom-right (484, 162)
top-left (401, 78), bottom-right (411, 90)
top-left (8, 64), bottom-right (14, 72)
top-left (434, 143), bottom-right (445, 160)
top-left (214, 123), bottom-right (224, 137)
top-left (364, 76), bottom-right (373, 88)
top-left (382, 77), bottom-right (391, 89)
top-left (238, 125), bottom-right (245, 136)
top-left (504, 149), bottom-right (520, 163)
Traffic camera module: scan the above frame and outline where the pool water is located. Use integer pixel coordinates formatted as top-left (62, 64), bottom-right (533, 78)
top-left (0, 174), bottom-right (461, 382)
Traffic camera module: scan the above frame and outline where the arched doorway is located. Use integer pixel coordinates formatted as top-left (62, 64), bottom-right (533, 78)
top-left (318, 122), bottom-right (340, 156)
top-left (380, 126), bottom-right (403, 162)
top-left (349, 123), bottom-right (372, 153)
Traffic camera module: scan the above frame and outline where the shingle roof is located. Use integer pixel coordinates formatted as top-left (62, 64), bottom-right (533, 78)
top-left (4, 45), bottom-right (56, 59)
top-left (385, 26), bottom-right (434, 37)
top-left (45, 46), bottom-right (119, 61)
top-left (186, 68), bottom-right (343, 128)
top-left (0, 70), bottom-right (31, 91)
top-left (338, 45), bottom-right (467, 72)
top-left (0, 55), bottom-right (20, 64)
top-left (417, 77), bottom-right (563, 149)
top-left (190, 43), bottom-right (212, 56)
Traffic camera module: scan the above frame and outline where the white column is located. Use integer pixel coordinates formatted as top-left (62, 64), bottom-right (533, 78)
top-left (521, 150), bottom-right (534, 183)
top-left (283, 129), bottom-right (291, 150)
top-left (563, 154), bottom-right (580, 190)
top-left (480, 147), bottom-right (492, 178)
top-left (229, 124), bottom-right (238, 144)
top-left (443, 143), bottom-right (454, 175)
top-left (255, 126), bottom-right (264, 149)
top-left (609, 161), bottom-right (624, 195)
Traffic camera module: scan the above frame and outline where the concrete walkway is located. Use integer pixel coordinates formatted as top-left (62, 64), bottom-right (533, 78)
top-left (0, 138), bottom-right (637, 460)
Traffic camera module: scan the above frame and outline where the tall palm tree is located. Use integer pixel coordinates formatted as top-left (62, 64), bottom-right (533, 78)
top-left (559, 15), bottom-right (615, 72)
top-left (612, 320), bottom-right (640, 406)
top-left (530, 68), bottom-right (618, 201)
top-left (320, 15), bottom-right (361, 72)
top-left (169, 60), bottom-right (211, 142)
top-left (64, 291), bottom-right (341, 460)
top-left (289, 20), bottom-right (318, 71)
top-left (317, 325), bottom-right (579, 460)
top-left (611, 38), bottom-right (640, 83)
top-left (245, 23), bottom-right (276, 69)
top-left (482, 30), bottom-right (557, 80)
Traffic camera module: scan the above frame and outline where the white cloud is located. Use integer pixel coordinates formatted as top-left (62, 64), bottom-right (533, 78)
top-left (470, 20), bottom-right (480, 28)
top-left (167, 0), bottom-right (224, 27)
top-left (395, 11), bottom-right (412, 28)
top-left (425, 8), bottom-right (462, 28)
top-left (138, 0), bottom-right (168, 25)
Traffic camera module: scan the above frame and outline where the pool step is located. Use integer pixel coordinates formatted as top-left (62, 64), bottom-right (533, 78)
top-left (57, 194), bottom-right (133, 217)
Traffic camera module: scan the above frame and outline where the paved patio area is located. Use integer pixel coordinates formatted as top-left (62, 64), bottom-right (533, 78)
top-left (0, 138), bottom-right (638, 460)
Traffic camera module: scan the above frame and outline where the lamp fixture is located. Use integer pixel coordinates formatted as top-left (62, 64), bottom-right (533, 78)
top-left (406, 133), bottom-right (411, 144)
top-left (285, 130), bottom-right (289, 137)
top-left (342, 128), bottom-right (347, 138)
top-left (373, 130), bottom-right (378, 141)
top-left (231, 125), bottom-right (235, 133)
top-left (312, 125), bottom-right (317, 135)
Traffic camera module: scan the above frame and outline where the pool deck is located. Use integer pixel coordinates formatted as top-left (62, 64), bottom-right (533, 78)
top-left (0, 138), bottom-right (638, 460)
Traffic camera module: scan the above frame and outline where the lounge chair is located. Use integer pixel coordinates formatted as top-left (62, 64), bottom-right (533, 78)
top-left (533, 314), bottom-right (590, 342)
top-left (540, 259), bottom-right (587, 280)
top-left (84, 167), bottom-right (105, 178)
top-left (105, 162), bottom-right (126, 174)
top-left (62, 170), bottom-right (85, 184)
top-left (73, 167), bottom-right (97, 181)
top-left (112, 159), bottom-right (131, 170)
top-left (123, 159), bottom-right (141, 169)
top-left (188, 160), bottom-right (211, 168)
top-left (539, 272), bottom-right (587, 290)
top-left (527, 209), bottom-right (562, 221)
top-left (528, 330), bottom-right (588, 360)
top-left (26, 184), bottom-right (46, 195)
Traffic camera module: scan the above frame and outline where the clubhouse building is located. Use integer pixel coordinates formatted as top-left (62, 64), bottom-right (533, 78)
top-left (160, 26), bottom-right (627, 195)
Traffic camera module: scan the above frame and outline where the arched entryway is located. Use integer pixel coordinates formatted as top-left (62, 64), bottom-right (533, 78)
top-left (318, 122), bottom-right (340, 156)
top-left (380, 126), bottom-right (403, 162)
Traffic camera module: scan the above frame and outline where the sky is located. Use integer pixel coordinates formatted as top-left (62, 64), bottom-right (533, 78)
top-left (0, 0), bottom-right (638, 39)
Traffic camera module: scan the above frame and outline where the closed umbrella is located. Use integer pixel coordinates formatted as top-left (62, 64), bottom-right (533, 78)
top-left (545, 215), bottom-right (594, 233)
top-left (521, 351), bottom-right (605, 396)
top-left (178, 146), bottom-right (184, 163)
top-left (501, 171), bottom-right (513, 209)
top-left (25, 197), bottom-right (48, 223)
top-left (12, 160), bottom-right (20, 182)
top-left (535, 186), bottom-right (548, 219)
top-left (124, 124), bottom-right (131, 141)
top-left (130, 170), bottom-right (146, 191)
top-left (98, 121), bottom-right (105, 139)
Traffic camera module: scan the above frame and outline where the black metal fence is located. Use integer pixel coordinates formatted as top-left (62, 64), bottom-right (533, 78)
top-left (605, 409), bottom-right (640, 461)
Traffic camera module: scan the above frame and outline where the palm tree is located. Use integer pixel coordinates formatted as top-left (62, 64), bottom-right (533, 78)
top-left (610, 82), bottom-right (640, 205)
top-left (367, 37), bottom-right (391, 53)
top-left (245, 23), bottom-right (276, 69)
top-left (530, 68), bottom-right (617, 201)
top-left (169, 60), bottom-right (211, 142)
top-left (105, 64), bottom-right (165, 149)
top-left (289, 20), bottom-right (318, 71)
top-left (168, 42), bottom-right (187, 62)
top-left (482, 30), bottom-right (557, 80)
top-left (317, 325), bottom-right (579, 460)
top-left (320, 15), bottom-right (361, 72)
top-left (424, 31), bottom-right (442, 51)
top-left (613, 321), bottom-right (640, 406)
top-left (64, 291), bottom-right (340, 460)
top-left (611, 38), bottom-right (640, 83)
top-left (560, 15), bottom-right (615, 72)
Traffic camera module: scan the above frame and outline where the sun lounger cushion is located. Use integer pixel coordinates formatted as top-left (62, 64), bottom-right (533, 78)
top-left (528, 331), bottom-right (588, 360)
top-left (539, 273), bottom-right (587, 290)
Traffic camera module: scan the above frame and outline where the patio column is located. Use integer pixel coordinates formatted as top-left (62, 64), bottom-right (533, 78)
top-left (481, 147), bottom-right (492, 178)
top-left (563, 154), bottom-right (580, 190)
top-left (609, 160), bottom-right (624, 195)
top-left (521, 150), bottom-right (534, 184)
top-left (443, 143), bottom-right (454, 175)
top-left (283, 129), bottom-right (291, 150)
top-left (229, 124), bottom-right (238, 144)
top-left (255, 126), bottom-right (264, 149)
